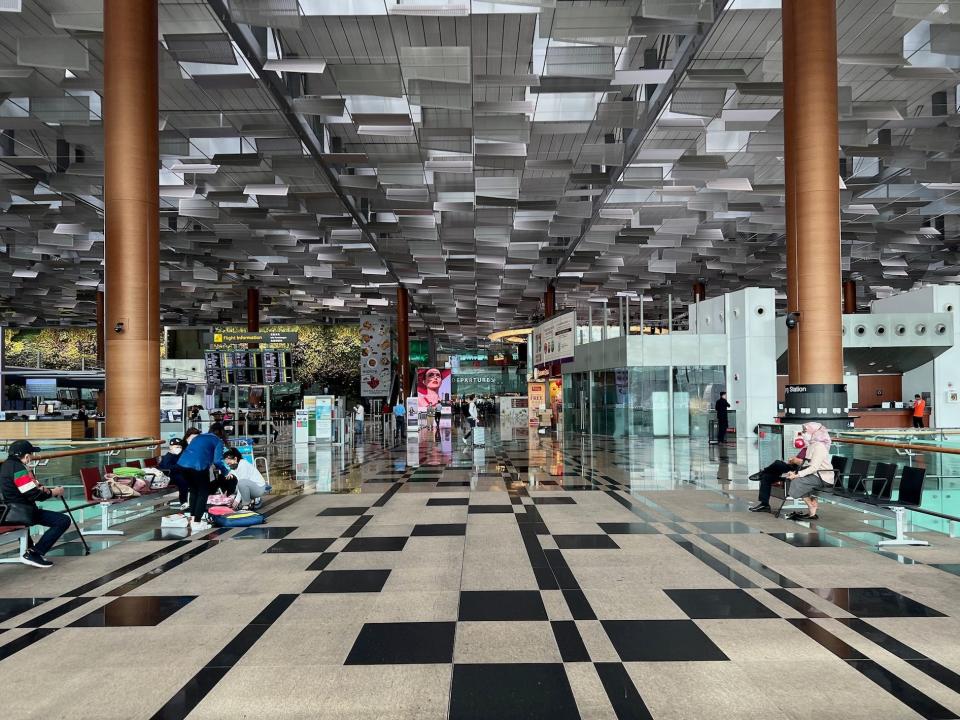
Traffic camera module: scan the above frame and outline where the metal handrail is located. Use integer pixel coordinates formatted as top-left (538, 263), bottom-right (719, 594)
top-left (832, 436), bottom-right (960, 456)
top-left (30, 439), bottom-right (160, 462)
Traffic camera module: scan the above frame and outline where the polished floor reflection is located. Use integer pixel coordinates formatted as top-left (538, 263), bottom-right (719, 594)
top-left (1, 427), bottom-right (960, 719)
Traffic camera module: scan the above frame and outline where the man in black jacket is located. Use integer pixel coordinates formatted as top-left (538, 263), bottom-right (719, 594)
top-left (0, 440), bottom-right (69, 568)
top-left (714, 392), bottom-right (732, 444)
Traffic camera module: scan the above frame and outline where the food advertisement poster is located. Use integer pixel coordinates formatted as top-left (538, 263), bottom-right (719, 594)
top-left (360, 315), bottom-right (392, 397)
top-left (417, 367), bottom-right (452, 409)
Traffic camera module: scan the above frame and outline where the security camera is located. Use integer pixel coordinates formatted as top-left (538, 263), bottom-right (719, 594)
top-left (785, 312), bottom-right (800, 330)
top-left (114, 322), bottom-right (124, 333)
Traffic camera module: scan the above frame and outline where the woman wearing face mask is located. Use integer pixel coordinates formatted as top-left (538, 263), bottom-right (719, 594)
top-left (782, 422), bottom-right (834, 520)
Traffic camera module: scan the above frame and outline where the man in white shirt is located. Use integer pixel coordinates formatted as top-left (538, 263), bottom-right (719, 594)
top-left (223, 448), bottom-right (266, 510)
top-left (463, 395), bottom-right (479, 443)
top-left (354, 403), bottom-right (365, 443)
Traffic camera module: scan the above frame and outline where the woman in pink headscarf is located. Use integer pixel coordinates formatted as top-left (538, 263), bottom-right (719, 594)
top-left (783, 422), bottom-right (835, 520)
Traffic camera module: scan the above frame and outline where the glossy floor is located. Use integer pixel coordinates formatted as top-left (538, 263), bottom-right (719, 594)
top-left (2, 426), bottom-right (960, 719)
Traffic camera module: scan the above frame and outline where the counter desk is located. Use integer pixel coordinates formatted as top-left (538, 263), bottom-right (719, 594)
top-left (852, 407), bottom-right (930, 429)
top-left (0, 419), bottom-right (89, 441)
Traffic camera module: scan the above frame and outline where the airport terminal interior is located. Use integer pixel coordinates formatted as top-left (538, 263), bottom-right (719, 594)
top-left (3, 0), bottom-right (960, 718)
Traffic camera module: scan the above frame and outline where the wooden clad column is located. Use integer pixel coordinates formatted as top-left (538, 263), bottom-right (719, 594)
top-left (692, 281), bottom-right (706, 302)
top-left (544, 286), bottom-right (556, 319)
top-left (95, 289), bottom-right (105, 368)
top-left (397, 287), bottom-right (409, 398)
top-left (782, 0), bottom-right (848, 425)
top-left (103, 0), bottom-right (160, 439)
top-left (842, 279), bottom-right (856, 314)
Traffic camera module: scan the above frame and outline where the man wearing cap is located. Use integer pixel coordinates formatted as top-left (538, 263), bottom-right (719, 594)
top-left (0, 441), bottom-right (70, 568)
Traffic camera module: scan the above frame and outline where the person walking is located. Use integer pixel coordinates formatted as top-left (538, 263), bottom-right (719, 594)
top-left (912, 394), bottom-right (926, 429)
top-left (714, 391), bottom-right (731, 444)
top-left (353, 402), bottom-right (365, 443)
top-left (393, 399), bottom-right (406, 441)
top-left (462, 395), bottom-right (479, 444)
top-left (0, 440), bottom-right (70, 568)
top-left (176, 422), bottom-right (229, 533)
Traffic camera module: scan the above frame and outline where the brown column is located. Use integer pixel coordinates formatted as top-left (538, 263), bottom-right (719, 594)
top-left (103, 0), bottom-right (160, 439)
top-left (692, 281), bottom-right (706, 303)
top-left (782, 0), bottom-right (847, 423)
top-left (544, 286), bottom-right (556, 319)
top-left (95, 289), bottom-right (105, 368)
top-left (247, 288), bottom-right (260, 332)
top-left (397, 287), bottom-right (409, 398)
top-left (842, 279), bottom-right (856, 314)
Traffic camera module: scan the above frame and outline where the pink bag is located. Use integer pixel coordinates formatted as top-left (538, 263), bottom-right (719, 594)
top-left (206, 494), bottom-right (234, 507)
top-left (132, 478), bottom-right (151, 494)
top-left (207, 505), bottom-right (234, 516)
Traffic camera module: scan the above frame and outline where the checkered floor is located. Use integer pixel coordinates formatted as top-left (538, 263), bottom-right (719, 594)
top-left (2, 428), bottom-right (960, 719)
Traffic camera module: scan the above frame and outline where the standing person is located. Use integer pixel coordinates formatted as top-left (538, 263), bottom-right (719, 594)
top-left (462, 395), bottom-right (479, 444)
top-left (912, 394), bottom-right (926, 429)
top-left (714, 392), bottom-right (731, 444)
top-left (353, 402), bottom-right (365, 443)
top-left (158, 438), bottom-right (190, 510)
top-left (783, 422), bottom-right (835, 520)
top-left (393, 399), bottom-right (406, 441)
top-left (223, 449), bottom-right (266, 510)
top-left (0, 440), bottom-right (69, 568)
top-left (176, 422), bottom-right (229, 533)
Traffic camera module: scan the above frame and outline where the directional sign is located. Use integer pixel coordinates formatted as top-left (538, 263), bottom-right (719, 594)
top-left (211, 330), bottom-right (298, 347)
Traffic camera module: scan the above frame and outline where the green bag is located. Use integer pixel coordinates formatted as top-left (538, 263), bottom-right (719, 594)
top-left (113, 466), bottom-right (145, 478)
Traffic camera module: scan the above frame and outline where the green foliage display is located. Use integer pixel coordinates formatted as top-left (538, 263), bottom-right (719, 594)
top-left (3, 328), bottom-right (97, 370)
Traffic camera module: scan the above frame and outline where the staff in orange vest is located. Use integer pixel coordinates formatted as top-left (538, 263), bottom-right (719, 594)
top-left (912, 394), bottom-right (926, 429)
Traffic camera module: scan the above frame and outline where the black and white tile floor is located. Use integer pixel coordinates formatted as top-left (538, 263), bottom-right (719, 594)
top-left (1, 428), bottom-right (960, 719)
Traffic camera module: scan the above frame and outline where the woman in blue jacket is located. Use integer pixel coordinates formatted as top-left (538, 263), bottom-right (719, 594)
top-left (176, 423), bottom-right (229, 531)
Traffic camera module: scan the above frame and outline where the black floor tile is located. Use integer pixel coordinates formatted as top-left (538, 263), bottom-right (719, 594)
top-left (264, 538), bottom-right (336, 554)
top-left (767, 532), bottom-right (838, 548)
top-left (690, 521), bottom-right (759, 534)
top-left (0, 598), bottom-right (52, 624)
top-left (665, 589), bottom-right (779, 619)
top-left (458, 591), bottom-right (548, 621)
top-left (787, 619), bottom-right (868, 659)
top-left (306, 553), bottom-right (337, 571)
top-left (343, 536), bottom-right (408, 552)
top-left (766, 589), bottom-right (830, 618)
top-left (601, 620), bottom-right (728, 661)
top-left (412, 523), bottom-right (467, 536)
top-left (426, 497), bottom-right (469, 506)
top-left (304, 569), bottom-right (391, 593)
top-left (531, 497), bottom-right (577, 505)
top-left (345, 622), bottom-right (455, 664)
top-left (598, 522), bottom-right (658, 535)
top-left (551, 620), bottom-right (589, 662)
top-left (438, 481), bottom-right (472, 487)
top-left (467, 505), bottom-right (514, 514)
top-left (449, 664), bottom-right (580, 720)
top-left (234, 526), bottom-right (297, 540)
top-left (18, 597), bottom-right (94, 628)
top-left (813, 588), bottom-right (946, 617)
top-left (318, 506), bottom-right (370, 516)
top-left (594, 663), bottom-right (655, 720)
top-left (554, 534), bottom-right (620, 550)
top-left (847, 659), bottom-right (957, 720)
top-left (69, 596), bottom-right (196, 627)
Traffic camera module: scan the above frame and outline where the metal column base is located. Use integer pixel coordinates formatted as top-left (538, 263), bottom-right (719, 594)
top-left (877, 507), bottom-right (929, 547)
top-left (81, 502), bottom-right (124, 536)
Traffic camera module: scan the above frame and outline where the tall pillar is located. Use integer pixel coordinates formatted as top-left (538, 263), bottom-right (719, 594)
top-left (247, 288), bottom-right (260, 332)
top-left (397, 287), bottom-right (409, 399)
top-left (95, 289), bottom-right (105, 368)
top-left (842, 279), bottom-right (856, 315)
top-left (692, 281), bottom-right (706, 303)
top-left (544, 286), bottom-right (556, 319)
top-left (782, 0), bottom-right (848, 425)
top-left (103, 0), bottom-right (160, 439)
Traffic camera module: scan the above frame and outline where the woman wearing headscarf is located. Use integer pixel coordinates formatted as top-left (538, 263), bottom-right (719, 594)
top-left (783, 422), bottom-right (834, 520)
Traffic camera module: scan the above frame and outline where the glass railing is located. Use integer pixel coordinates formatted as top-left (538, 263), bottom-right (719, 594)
top-left (830, 430), bottom-right (960, 534)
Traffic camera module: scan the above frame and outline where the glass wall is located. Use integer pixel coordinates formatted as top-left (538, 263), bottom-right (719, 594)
top-left (563, 366), bottom-right (726, 438)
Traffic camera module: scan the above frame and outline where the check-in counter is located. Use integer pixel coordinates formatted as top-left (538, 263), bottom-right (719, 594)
top-left (0, 419), bottom-right (88, 440)
top-left (853, 407), bottom-right (930, 429)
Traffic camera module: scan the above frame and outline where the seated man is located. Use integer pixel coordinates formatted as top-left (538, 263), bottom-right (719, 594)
top-left (0, 440), bottom-right (69, 568)
top-left (222, 448), bottom-right (266, 510)
top-left (749, 441), bottom-right (807, 513)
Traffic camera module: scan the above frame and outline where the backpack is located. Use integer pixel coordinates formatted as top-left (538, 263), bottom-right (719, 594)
top-left (210, 510), bottom-right (266, 527)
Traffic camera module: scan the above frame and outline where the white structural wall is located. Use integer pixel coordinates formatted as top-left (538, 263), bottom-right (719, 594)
top-left (689, 288), bottom-right (778, 435)
top-left (871, 285), bottom-right (960, 428)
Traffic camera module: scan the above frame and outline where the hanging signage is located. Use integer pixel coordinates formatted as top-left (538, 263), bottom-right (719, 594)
top-left (211, 330), bottom-right (297, 347)
top-left (532, 310), bottom-right (576, 366)
top-left (360, 315), bottom-right (392, 397)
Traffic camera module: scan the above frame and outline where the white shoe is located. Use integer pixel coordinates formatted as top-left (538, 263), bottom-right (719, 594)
top-left (190, 520), bottom-right (212, 534)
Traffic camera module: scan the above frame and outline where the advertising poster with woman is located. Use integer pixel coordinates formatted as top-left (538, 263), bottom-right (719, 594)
top-left (417, 367), bottom-right (451, 409)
